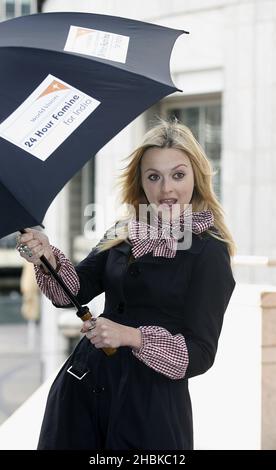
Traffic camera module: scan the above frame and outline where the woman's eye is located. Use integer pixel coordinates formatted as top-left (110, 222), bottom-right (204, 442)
top-left (174, 172), bottom-right (185, 179)
top-left (148, 174), bottom-right (160, 181)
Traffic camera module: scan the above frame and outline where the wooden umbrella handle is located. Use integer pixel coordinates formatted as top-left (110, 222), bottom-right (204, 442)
top-left (81, 310), bottom-right (117, 356)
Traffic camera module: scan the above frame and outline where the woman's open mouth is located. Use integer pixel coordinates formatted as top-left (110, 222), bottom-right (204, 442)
top-left (159, 198), bottom-right (178, 208)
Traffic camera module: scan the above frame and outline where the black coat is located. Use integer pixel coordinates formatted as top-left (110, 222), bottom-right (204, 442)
top-left (38, 232), bottom-right (235, 450)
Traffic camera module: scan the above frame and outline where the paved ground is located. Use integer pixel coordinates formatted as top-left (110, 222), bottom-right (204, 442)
top-left (0, 323), bottom-right (42, 425)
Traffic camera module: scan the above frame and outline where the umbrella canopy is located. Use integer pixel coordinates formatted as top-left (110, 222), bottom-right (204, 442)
top-left (0, 12), bottom-right (187, 239)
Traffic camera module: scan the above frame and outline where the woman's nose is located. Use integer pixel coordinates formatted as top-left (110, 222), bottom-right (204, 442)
top-left (161, 178), bottom-right (173, 193)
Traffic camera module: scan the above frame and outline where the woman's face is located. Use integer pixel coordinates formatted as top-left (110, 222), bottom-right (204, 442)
top-left (140, 147), bottom-right (195, 215)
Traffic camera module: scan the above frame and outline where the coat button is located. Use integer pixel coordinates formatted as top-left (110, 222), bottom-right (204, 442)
top-left (117, 302), bottom-right (125, 313)
top-left (92, 386), bottom-right (105, 394)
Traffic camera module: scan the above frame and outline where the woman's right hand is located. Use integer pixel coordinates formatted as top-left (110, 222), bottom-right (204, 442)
top-left (16, 228), bottom-right (57, 269)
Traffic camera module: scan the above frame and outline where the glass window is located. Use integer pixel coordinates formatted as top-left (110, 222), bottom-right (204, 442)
top-left (3, 0), bottom-right (34, 19)
top-left (21, 0), bottom-right (31, 15)
top-left (167, 103), bottom-right (222, 199)
top-left (68, 158), bottom-right (96, 258)
top-left (5, 0), bottom-right (15, 18)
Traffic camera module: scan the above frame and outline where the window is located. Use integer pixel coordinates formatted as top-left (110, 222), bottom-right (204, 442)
top-left (1, 0), bottom-right (35, 20)
top-left (21, 0), bottom-right (31, 15)
top-left (5, 0), bottom-right (15, 18)
top-left (163, 99), bottom-right (222, 199)
top-left (68, 158), bottom-right (96, 258)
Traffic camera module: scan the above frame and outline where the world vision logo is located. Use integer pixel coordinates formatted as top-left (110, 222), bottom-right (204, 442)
top-left (37, 80), bottom-right (69, 100)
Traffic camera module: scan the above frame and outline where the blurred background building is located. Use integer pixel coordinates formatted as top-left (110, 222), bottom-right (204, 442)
top-left (0, 0), bottom-right (276, 449)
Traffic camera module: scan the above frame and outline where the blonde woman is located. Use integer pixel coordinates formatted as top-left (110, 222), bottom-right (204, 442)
top-left (18, 120), bottom-right (235, 450)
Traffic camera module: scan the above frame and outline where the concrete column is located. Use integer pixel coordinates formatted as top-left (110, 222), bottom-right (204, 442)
top-left (261, 291), bottom-right (276, 449)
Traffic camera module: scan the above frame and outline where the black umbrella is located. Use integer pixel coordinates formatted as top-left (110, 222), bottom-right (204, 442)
top-left (0, 12), bottom-right (187, 353)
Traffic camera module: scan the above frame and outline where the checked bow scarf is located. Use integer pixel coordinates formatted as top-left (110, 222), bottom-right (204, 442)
top-left (128, 209), bottom-right (214, 258)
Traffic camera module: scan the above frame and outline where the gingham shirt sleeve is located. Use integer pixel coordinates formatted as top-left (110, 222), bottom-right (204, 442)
top-left (132, 326), bottom-right (189, 380)
top-left (34, 246), bottom-right (80, 305)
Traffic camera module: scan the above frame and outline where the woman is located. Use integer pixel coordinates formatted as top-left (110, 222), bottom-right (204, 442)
top-left (17, 120), bottom-right (236, 450)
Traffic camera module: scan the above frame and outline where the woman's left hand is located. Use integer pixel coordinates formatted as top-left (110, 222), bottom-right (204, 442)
top-left (81, 317), bottom-right (142, 350)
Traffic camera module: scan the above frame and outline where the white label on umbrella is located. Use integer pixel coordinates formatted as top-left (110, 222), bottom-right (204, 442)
top-left (0, 74), bottom-right (100, 161)
top-left (64, 25), bottom-right (129, 64)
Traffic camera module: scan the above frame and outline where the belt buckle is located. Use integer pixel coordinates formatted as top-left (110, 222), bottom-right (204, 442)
top-left (67, 365), bottom-right (89, 380)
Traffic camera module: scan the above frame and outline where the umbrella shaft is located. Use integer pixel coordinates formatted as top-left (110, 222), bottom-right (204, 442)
top-left (40, 254), bottom-right (87, 315)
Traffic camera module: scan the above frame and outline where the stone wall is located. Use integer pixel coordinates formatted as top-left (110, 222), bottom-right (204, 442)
top-left (261, 291), bottom-right (276, 449)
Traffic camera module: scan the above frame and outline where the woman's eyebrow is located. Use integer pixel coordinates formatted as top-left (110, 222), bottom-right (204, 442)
top-left (144, 163), bottom-right (188, 173)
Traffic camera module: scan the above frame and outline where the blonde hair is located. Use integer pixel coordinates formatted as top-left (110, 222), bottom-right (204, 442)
top-left (98, 119), bottom-right (236, 256)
